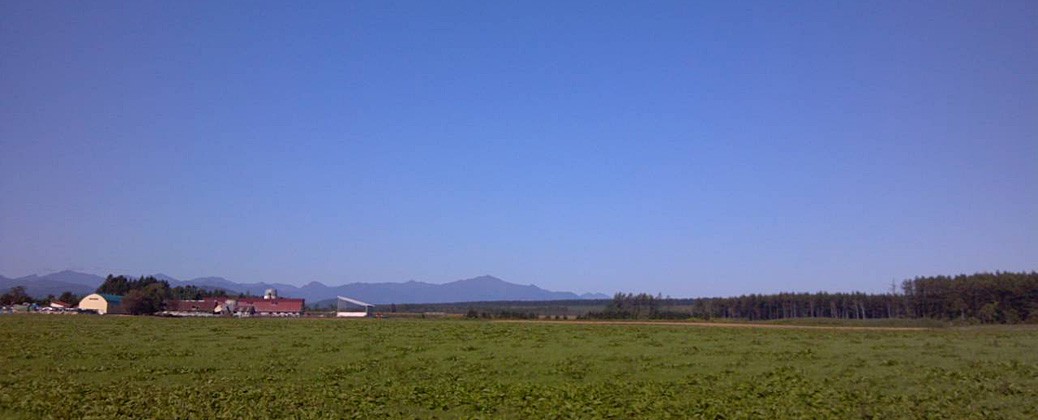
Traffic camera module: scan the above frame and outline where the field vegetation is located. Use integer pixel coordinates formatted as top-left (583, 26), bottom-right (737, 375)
top-left (1, 316), bottom-right (1036, 418)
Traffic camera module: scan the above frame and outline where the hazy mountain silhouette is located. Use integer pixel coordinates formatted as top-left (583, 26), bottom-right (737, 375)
top-left (167, 274), bottom-right (597, 304)
top-left (0, 270), bottom-right (102, 297)
top-left (0, 270), bottom-right (606, 303)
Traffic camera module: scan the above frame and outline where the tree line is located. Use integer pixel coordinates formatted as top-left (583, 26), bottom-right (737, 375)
top-left (96, 275), bottom-right (231, 315)
top-left (584, 272), bottom-right (1037, 324)
top-left (465, 309), bottom-right (541, 320)
top-left (0, 287), bottom-right (80, 307)
top-left (6, 271), bottom-right (1035, 322)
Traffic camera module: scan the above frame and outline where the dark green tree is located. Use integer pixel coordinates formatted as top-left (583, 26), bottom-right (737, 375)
top-left (58, 291), bottom-right (79, 305)
top-left (1, 286), bottom-right (32, 305)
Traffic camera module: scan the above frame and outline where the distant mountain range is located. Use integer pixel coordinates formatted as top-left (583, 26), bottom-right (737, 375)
top-left (0, 270), bottom-right (102, 298)
top-left (0, 270), bottom-right (608, 304)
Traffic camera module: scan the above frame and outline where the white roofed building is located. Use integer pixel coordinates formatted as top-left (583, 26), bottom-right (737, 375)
top-left (336, 296), bottom-right (374, 318)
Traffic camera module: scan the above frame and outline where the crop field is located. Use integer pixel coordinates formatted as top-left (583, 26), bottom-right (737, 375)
top-left (1, 316), bottom-right (1036, 419)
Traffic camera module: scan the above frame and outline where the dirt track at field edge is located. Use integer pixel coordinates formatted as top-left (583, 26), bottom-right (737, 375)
top-left (492, 320), bottom-right (932, 331)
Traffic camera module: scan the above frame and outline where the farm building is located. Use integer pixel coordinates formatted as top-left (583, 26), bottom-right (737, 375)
top-left (337, 296), bottom-right (375, 317)
top-left (238, 298), bottom-right (305, 317)
top-left (164, 299), bottom-right (220, 317)
top-left (77, 293), bottom-right (124, 315)
top-left (165, 296), bottom-right (305, 317)
top-left (49, 301), bottom-right (73, 309)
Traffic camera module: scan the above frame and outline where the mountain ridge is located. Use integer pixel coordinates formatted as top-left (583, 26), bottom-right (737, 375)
top-left (0, 270), bottom-right (609, 303)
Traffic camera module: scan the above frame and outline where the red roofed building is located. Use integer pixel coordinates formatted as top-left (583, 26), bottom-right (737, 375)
top-left (235, 297), bottom-right (304, 317)
top-left (164, 296), bottom-right (305, 317)
top-left (169, 299), bottom-right (220, 313)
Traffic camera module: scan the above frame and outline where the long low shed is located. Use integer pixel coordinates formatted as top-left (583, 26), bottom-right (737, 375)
top-left (337, 296), bottom-right (374, 317)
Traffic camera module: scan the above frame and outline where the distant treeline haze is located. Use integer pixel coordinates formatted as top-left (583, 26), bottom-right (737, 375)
top-left (586, 272), bottom-right (1037, 324)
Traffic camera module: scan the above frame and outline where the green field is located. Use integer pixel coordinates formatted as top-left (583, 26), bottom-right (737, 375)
top-left (1, 316), bottom-right (1036, 419)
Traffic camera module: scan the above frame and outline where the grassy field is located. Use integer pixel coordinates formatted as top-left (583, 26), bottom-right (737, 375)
top-left (1, 316), bottom-right (1036, 419)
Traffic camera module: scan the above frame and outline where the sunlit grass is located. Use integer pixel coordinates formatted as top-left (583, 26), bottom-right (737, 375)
top-left (1, 316), bottom-right (1035, 418)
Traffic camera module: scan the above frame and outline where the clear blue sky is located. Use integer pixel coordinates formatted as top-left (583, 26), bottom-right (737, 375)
top-left (2, 1), bottom-right (1035, 297)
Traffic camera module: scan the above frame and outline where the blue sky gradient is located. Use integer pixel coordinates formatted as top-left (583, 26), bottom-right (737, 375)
top-left (2, 1), bottom-right (1035, 296)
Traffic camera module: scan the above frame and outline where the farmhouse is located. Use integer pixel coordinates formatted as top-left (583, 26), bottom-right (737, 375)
top-left (77, 293), bottom-right (124, 315)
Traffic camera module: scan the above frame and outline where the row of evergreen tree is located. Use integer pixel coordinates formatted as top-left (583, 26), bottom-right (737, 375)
top-left (585, 272), bottom-right (1038, 324)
